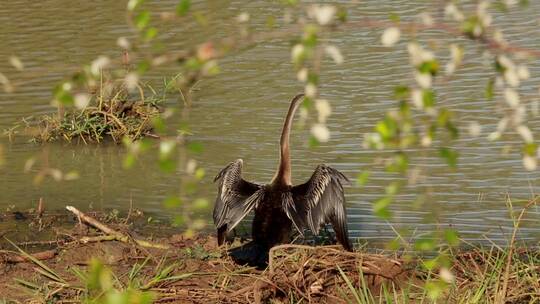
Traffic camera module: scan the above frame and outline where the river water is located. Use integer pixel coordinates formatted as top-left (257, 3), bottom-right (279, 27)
top-left (1, 0), bottom-right (539, 245)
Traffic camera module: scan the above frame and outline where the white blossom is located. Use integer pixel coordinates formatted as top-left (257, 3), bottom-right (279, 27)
top-left (523, 155), bottom-right (537, 171)
top-left (9, 56), bottom-right (24, 71)
top-left (517, 65), bottom-right (530, 80)
top-left (419, 12), bottom-right (434, 26)
top-left (186, 159), bottom-right (197, 174)
top-left (325, 45), bottom-right (344, 64)
top-left (305, 83), bottom-right (317, 98)
top-left (421, 135), bottom-right (432, 147)
top-left (440, 268), bottom-right (455, 283)
top-left (504, 88), bottom-right (520, 108)
top-left (497, 117), bottom-right (509, 133)
top-left (381, 27), bottom-right (401, 47)
top-left (516, 125), bottom-right (534, 143)
top-left (445, 3), bottom-right (465, 22)
top-left (505, 0), bottom-right (519, 7)
top-left (493, 30), bottom-right (506, 45)
top-left (407, 43), bottom-right (434, 66)
top-left (160, 140), bottom-right (176, 158)
top-left (117, 37), bottom-right (131, 49)
top-left (0, 72), bottom-right (8, 85)
top-left (308, 4), bottom-right (336, 26)
top-left (296, 68), bottom-right (308, 82)
top-left (411, 89), bottom-right (423, 109)
top-left (488, 131), bottom-right (501, 141)
top-left (124, 72), bottom-right (139, 92)
top-left (415, 72), bottom-right (432, 89)
top-left (311, 124), bottom-right (330, 142)
top-left (315, 99), bottom-right (332, 123)
top-left (504, 69), bottom-right (520, 87)
top-left (446, 62), bottom-right (456, 75)
top-left (468, 121), bottom-right (482, 137)
top-left (291, 44), bottom-right (305, 63)
top-left (91, 56), bottom-right (111, 75)
top-left (236, 12), bottom-right (250, 23)
top-left (74, 93), bottom-right (91, 109)
top-left (497, 55), bottom-right (515, 70)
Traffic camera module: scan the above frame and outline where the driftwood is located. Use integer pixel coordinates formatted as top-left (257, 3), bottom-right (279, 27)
top-left (0, 249), bottom-right (57, 263)
top-left (66, 206), bottom-right (170, 249)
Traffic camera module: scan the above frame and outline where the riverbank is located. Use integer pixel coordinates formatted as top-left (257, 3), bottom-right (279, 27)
top-left (0, 208), bottom-right (538, 303)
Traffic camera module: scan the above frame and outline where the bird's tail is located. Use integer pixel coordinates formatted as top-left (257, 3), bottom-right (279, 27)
top-left (228, 241), bottom-right (269, 269)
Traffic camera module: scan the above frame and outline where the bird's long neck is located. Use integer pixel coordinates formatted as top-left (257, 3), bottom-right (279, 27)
top-left (272, 93), bottom-right (305, 186)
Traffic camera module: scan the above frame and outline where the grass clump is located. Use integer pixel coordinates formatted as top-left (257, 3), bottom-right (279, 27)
top-left (33, 83), bottom-right (162, 143)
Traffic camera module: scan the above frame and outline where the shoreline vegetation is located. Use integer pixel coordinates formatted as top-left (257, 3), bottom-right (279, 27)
top-left (0, 203), bottom-right (538, 303)
top-left (28, 83), bottom-right (162, 144)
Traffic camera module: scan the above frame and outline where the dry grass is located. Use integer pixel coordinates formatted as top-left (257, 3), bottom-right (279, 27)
top-left (32, 83), bottom-right (161, 143)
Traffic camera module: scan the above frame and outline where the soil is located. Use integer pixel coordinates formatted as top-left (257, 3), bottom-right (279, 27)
top-left (3, 209), bottom-right (537, 303)
top-left (0, 209), bottom-right (416, 303)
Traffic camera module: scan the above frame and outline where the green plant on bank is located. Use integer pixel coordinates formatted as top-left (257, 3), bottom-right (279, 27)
top-left (32, 80), bottom-right (162, 143)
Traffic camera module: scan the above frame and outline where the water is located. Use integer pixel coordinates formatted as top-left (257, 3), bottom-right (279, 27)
top-left (1, 0), bottom-right (539, 245)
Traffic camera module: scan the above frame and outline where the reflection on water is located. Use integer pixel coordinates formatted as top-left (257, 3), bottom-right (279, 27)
top-left (0, 1), bottom-right (539, 244)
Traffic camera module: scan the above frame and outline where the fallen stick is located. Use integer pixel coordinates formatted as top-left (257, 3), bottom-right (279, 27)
top-left (2, 249), bottom-right (57, 263)
top-left (66, 206), bottom-right (170, 250)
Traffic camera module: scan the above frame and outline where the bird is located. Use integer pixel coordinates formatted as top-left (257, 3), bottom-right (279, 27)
top-left (212, 93), bottom-right (352, 265)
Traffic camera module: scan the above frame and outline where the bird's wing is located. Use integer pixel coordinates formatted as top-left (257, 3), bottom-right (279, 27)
top-left (285, 165), bottom-right (352, 251)
top-left (213, 159), bottom-right (263, 235)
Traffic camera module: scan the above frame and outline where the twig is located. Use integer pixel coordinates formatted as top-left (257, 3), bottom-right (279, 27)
top-left (65, 206), bottom-right (170, 249)
top-left (497, 196), bottom-right (538, 303)
top-left (1, 249), bottom-right (57, 263)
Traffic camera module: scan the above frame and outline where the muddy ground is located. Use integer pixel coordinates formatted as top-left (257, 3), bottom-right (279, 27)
top-left (0, 208), bottom-right (538, 303)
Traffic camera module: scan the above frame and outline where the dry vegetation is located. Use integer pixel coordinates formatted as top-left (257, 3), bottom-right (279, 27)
top-left (30, 84), bottom-right (161, 143)
top-left (0, 206), bottom-right (539, 303)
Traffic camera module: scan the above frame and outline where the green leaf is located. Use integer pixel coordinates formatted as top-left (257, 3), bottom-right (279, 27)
top-left (418, 60), bottom-right (439, 75)
top-left (461, 16), bottom-right (481, 37)
top-left (444, 229), bottom-right (460, 247)
top-left (135, 11), bottom-right (151, 30)
top-left (422, 89), bottom-right (435, 108)
top-left (187, 142), bottom-right (204, 154)
top-left (159, 159), bottom-right (176, 173)
top-left (302, 25), bottom-right (318, 47)
top-left (386, 153), bottom-right (408, 173)
top-left (163, 196), bottom-right (182, 209)
top-left (394, 85), bottom-right (410, 100)
top-left (439, 147), bottom-right (458, 168)
top-left (414, 238), bottom-right (436, 251)
top-left (523, 143), bottom-right (538, 156)
top-left (308, 136), bottom-right (320, 148)
top-left (152, 116), bottom-right (166, 133)
top-left (337, 8), bottom-right (348, 22)
top-left (193, 198), bottom-right (209, 210)
top-left (388, 13), bottom-right (400, 22)
top-left (123, 154), bottom-right (136, 169)
top-left (176, 0), bottom-right (191, 16)
top-left (355, 171), bottom-right (370, 187)
top-left (485, 78), bottom-right (495, 100)
top-left (375, 116), bottom-right (398, 142)
top-left (137, 60), bottom-right (151, 74)
top-left (373, 196), bottom-right (393, 219)
top-left (195, 168), bottom-right (205, 180)
top-left (385, 182), bottom-right (400, 195)
top-left (144, 27), bottom-right (158, 41)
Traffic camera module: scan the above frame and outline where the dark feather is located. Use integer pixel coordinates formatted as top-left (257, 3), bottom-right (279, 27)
top-left (213, 159), bottom-right (262, 244)
top-left (285, 165), bottom-right (352, 251)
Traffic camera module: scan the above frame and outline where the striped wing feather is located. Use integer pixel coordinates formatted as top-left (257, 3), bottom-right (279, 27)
top-left (286, 165), bottom-right (352, 251)
top-left (213, 159), bottom-right (262, 244)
